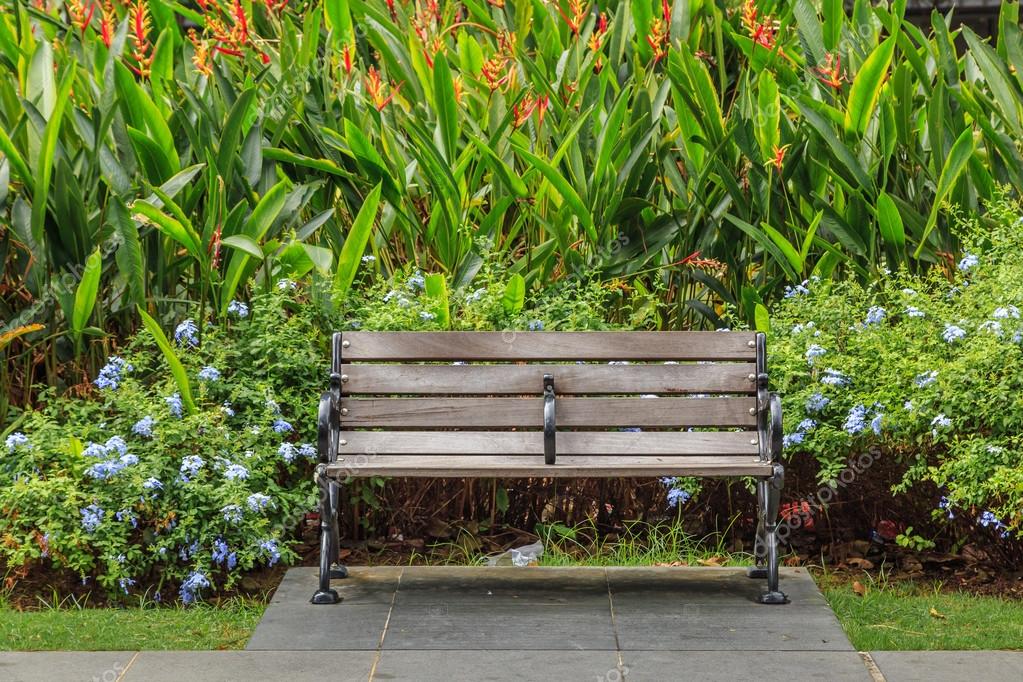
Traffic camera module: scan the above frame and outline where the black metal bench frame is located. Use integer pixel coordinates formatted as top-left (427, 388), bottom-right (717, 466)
top-left (311, 331), bottom-right (788, 605)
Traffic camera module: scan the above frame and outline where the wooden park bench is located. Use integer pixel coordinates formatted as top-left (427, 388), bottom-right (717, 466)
top-left (311, 331), bottom-right (788, 605)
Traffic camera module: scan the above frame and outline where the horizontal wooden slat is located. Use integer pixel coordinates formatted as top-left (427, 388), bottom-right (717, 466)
top-left (325, 455), bottom-right (772, 478)
top-left (341, 332), bottom-right (757, 361)
top-left (336, 431), bottom-right (759, 456)
top-left (342, 397), bottom-right (757, 428)
top-left (342, 363), bottom-right (757, 395)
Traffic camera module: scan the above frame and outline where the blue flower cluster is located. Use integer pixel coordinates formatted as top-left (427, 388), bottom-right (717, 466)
top-left (977, 511), bottom-right (1009, 538)
top-left (247, 493), bottom-right (272, 513)
top-left (198, 366), bottom-right (221, 382)
top-left (83, 437), bottom-right (139, 480)
top-left (223, 463), bottom-right (249, 481)
top-left (5, 432), bottom-right (30, 453)
top-left (958, 253), bottom-right (979, 272)
top-left (913, 371), bottom-right (938, 388)
top-left (178, 455), bottom-right (205, 483)
top-left (259, 539), bottom-right (281, 567)
top-left (227, 300), bottom-right (249, 318)
top-left (864, 306), bottom-right (887, 326)
top-left (804, 344), bottom-right (826, 366)
top-left (212, 538), bottom-right (238, 570)
top-left (179, 571), bottom-right (210, 605)
top-left (941, 324), bottom-right (967, 343)
top-left (820, 368), bottom-right (849, 387)
top-left (132, 416), bottom-right (156, 438)
top-left (80, 504), bottom-right (104, 533)
top-left (221, 504), bottom-right (244, 523)
top-left (844, 404), bottom-right (883, 436)
top-left (272, 419), bottom-right (293, 434)
top-left (805, 392), bottom-right (830, 413)
top-left (174, 320), bottom-right (199, 347)
top-left (94, 356), bottom-right (133, 391)
top-left (278, 442), bottom-right (316, 464)
top-left (165, 393), bottom-right (183, 418)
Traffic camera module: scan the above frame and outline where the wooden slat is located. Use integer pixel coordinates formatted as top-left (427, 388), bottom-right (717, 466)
top-left (326, 455), bottom-right (772, 478)
top-left (341, 332), bottom-right (757, 361)
top-left (342, 397), bottom-right (757, 428)
top-left (343, 363), bottom-right (757, 395)
top-left (336, 431), bottom-right (759, 456)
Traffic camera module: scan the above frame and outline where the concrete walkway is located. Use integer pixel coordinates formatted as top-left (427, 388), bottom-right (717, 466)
top-left (2, 566), bottom-right (1021, 681)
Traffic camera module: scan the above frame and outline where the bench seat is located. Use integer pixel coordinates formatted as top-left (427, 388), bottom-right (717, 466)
top-left (310, 331), bottom-right (788, 606)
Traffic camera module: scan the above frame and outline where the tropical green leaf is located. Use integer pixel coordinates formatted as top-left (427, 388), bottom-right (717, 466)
top-left (137, 306), bottom-right (196, 415)
top-left (334, 183), bottom-right (383, 299)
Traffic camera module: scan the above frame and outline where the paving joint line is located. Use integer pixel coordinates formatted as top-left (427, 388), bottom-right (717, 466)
top-left (604, 567), bottom-right (626, 680)
top-left (859, 651), bottom-right (886, 682)
top-left (115, 651), bottom-right (140, 682)
top-left (367, 566), bottom-right (403, 681)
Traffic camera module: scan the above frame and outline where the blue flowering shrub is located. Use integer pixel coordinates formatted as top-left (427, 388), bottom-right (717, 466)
top-left (0, 287), bottom-right (327, 603)
top-left (769, 196), bottom-right (1023, 541)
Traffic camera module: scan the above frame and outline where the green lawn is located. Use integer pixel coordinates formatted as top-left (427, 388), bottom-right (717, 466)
top-left (0, 598), bottom-right (265, 651)
top-left (822, 578), bottom-right (1023, 651)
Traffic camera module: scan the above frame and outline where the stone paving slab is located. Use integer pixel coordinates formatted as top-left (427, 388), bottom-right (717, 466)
top-left (121, 651), bottom-right (376, 681)
top-left (371, 650), bottom-right (624, 681)
top-left (621, 651), bottom-right (872, 681)
top-left (869, 650), bottom-right (1023, 682)
top-left (248, 566), bottom-right (852, 654)
top-left (0, 651), bottom-right (136, 682)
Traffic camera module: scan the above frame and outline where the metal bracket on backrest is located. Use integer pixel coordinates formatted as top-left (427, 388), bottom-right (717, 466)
top-left (755, 333), bottom-right (770, 462)
top-left (543, 373), bottom-right (556, 465)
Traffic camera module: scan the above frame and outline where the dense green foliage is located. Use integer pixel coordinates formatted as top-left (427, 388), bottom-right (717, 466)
top-left (770, 195), bottom-right (1023, 540)
top-left (6, 1), bottom-right (1023, 418)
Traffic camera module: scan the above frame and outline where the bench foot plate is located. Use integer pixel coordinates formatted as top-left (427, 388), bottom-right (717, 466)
top-left (311, 588), bottom-right (341, 605)
top-left (757, 590), bottom-right (789, 605)
top-left (330, 563), bottom-right (349, 580)
top-left (746, 566), bottom-right (768, 579)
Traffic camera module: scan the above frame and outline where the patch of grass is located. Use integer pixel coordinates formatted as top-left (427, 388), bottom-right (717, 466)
top-left (535, 519), bottom-right (749, 567)
top-left (0, 596), bottom-right (265, 651)
top-left (820, 572), bottom-right (1023, 651)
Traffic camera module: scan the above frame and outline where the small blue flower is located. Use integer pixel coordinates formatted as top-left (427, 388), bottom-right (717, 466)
top-left (272, 419), bottom-right (293, 434)
top-left (80, 504), bottom-right (104, 533)
top-left (466, 288), bottom-right (486, 302)
top-left (83, 442), bottom-right (108, 458)
top-left (913, 371), bottom-right (938, 388)
top-left (939, 496), bottom-right (955, 520)
top-left (105, 436), bottom-right (128, 457)
top-left (166, 393), bottom-right (183, 418)
top-left (957, 252), bottom-right (979, 272)
top-left (843, 404), bottom-right (869, 435)
top-left (259, 539), bottom-right (281, 567)
top-left (820, 368), bottom-right (850, 387)
top-left (179, 455), bottom-right (205, 483)
top-left (870, 412), bottom-right (884, 436)
top-left (783, 432), bottom-right (805, 449)
top-left (298, 443), bottom-right (317, 459)
top-left (977, 510), bottom-right (1001, 528)
top-left (179, 570), bottom-right (210, 605)
top-left (864, 306), bottom-right (886, 326)
top-left (361, 255), bottom-right (376, 263)
top-left (407, 273), bottom-right (426, 290)
top-left (221, 504), bottom-right (244, 523)
top-left (212, 538), bottom-right (230, 565)
top-left (805, 344), bottom-right (826, 366)
top-left (796, 418), bottom-right (818, 432)
top-left (198, 366), bottom-right (221, 382)
top-left (979, 320), bottom-right (1003, 336)
top-left (94, 356), bottom-right (133, 391)
top-left (931, 414), bottom-right (952, 430)
top-left (993, 306), bottom-right (1020, 319)
top-left (805, 393), bottom-right (830, 413)
top-left (222, 402), bottom-right (236, 417)
top-left (904, 306), bottom-right (926, 318)
top-left (5, 432), bottom-right (30, 453)
top-left (784, 281), bottom-right (810, 298)
top-left (174, 319), bottom-right (199, 347)
top-left (119, 577), bottom-right (136, 595)
top-left (143, 477), bottom-right (163, 495)
top-left (132, 416), bottom-right (156, 438)
top-left (527, 320), bottom-right (544, 331)
top-left (666, 487), bottom-right (691, 508)
top-left (277, 443), bottom-right (298, 463)
top-left (227, 300), bottom-right (249, 318)
top-left (223, 463), bottom-right (248, 481)
top-left (419, 311), bottom-right (436, 321)
top-left (942, 324), bottom-right (967, 343)
top-left (247, 493), bottom-right (272, 513)
top-left (277, 279), bottom-right (297, 291)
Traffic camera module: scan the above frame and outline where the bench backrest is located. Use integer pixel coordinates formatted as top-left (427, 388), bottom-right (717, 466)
top-left (328, 331), bottom-right (770, 465)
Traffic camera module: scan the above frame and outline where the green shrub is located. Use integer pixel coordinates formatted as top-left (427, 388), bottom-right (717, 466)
top-left (769, 194), bottom-right (1023, 539)
top-left (1, 287), bottom-right (329, 603)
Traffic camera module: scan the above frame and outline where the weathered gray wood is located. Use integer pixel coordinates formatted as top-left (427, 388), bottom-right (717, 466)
top-left (342, 363), bottom-right (757, 395)
top-left (336, 431), bottom-right (759, 456)
top-left (341, 332), bottom-right (757, 361)
top-left (325, 455), bottom-right (772, 478)
top-left (342, 397), bottom-right (757, 428)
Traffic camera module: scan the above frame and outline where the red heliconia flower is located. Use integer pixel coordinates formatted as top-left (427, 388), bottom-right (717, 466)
top-left (816, 52), bottom-right (845, 89)
top-left (365, 66), bottom-right (401, 111)
top-left (771, 144), bottom-right (789, 172)
top-left (129, 0), bottom-right (154, 78)
top-left (99, 0), bottom-right (115, 48)
top-left (662, 0), bottom-right (671, 22)
top-left (597, 11), bottom-right (607, 34)
top-left (342, 44), bottom-right (354, 75)
top-left (741, 0), bottom-right (776, 50)
top-left (386, 0), bottom-right (397, 21)
top-left (208, 222), bottom-right (223, 270)
top-left (646, 18), bottom-right (668, 64)
top-left (556, 0), bottom-right (588, 37)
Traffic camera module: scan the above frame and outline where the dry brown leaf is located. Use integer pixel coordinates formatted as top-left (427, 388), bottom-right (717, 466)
top-left (697, 556), bottom-right (726, 567)
top-left (848, 557), bottom-right (875, 570)
top-left (929, 607), bottom-right (947, 619)
top-left (852, 580), bottom-right (867, 596)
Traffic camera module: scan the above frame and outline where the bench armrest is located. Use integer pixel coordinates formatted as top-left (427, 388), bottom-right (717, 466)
top-left (767, 392), bottom-right (783, 462)
top-left (317, 391), bottom-right (336, 464)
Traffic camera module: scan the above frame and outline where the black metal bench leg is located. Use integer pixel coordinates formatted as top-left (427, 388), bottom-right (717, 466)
top-left (328, 480), bottom-right (348, 579)
top-left (746, 480), bottom-right (769, 580)
top-left (758, 464), bottom-right (788, 604)
top-left (311, 465), bottom-right (341, 604)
